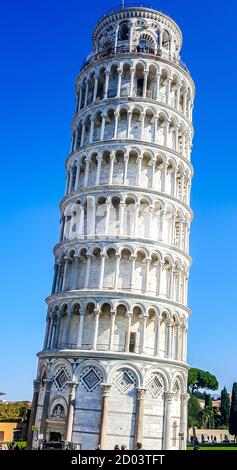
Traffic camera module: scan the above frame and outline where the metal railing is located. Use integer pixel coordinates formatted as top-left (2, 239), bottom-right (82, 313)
top-left (96, 3), bottom-right (175, 24)
top-left (80, 45), bottom-right (189, 74)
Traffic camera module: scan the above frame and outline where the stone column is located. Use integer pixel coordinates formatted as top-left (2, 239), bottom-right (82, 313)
top-left (104, 71), bottom-right (110, 99)
top-left (65, 379), bottom-right (78, 443)
top-left (144, 258), bottom-right (151, 293)
top-left (64, 306), bottom-right (73, 347)
top-left (89, 117), bottom-right (95, 143)
top-left (46, 316), bottom-right (53, 350)
top-left (179, 394), bottom-right (190, 450)
top-left (123, 154), bottom-right (129, 184)
top-left (93, 75), bottom-right (98, 102)
top-left (100, 113), bottom-right (106, 141)
top-left (134, 203), bottom-right (140, 236)
top-left (176, 84), bottom-right (181, 111)
top-left (130, 256), bottom-right (136, 290)
top-left (143, 71), bottom-right (148, 98)
top-left (76, 311), bottom-right (85, 348)
top-left (176, 323), bottom-right (181, 360)
top-left (27, 379), bottom-right (40, 449)
top-left (166, 320), bottom-right (173, 358)
top-left (84, 254), bottom-right (92, 289)
top-left (84, 157), bottom-right (90, 187)
top-left (51, 264), bottom-right (58, 294)
top-left (114, 254), bottom-right (120, 289)
top-left (153, 116), bottom-right (158, 143)
top-left (84, 80), bottom-right (89, 106)
top-left (104, 202), bottom-right (111, 235)
top-left (109, 311), bottom-right (116, 350)
top-left (116, 69), bottom-right (122, 97)
top-left (92, 309), bottom-right (100, 350)
top-left (109, 153), bottom-right (115, 183)
top-left (140, 112), bottom-right (145, 140)
top-left (95, 155), bottom-right (102, 185)
top-left (62, 257), bottom-right (70, 291)
top-left (141, 315), bottom-right (148, 353)
top-left (155, 315), bottom-right (162, 356)
top-left (163, 392), bottom-right (175, 450)
top-left (78, 87), bottom-right (82, 111)
top-left (119, 202), bottom-right (125, 235)
top-left (134, 388), bottom-right (147, 448)
top-left (129, 68), bottom-right (135, 96)
top-left (81, 121), bottom-right (86, 147)
top-left (113, 113), bottom-right (119, 139)
top-left (137, 156), bottom-right (142, 185)
top-left (99, 253), bottom-right (106, 289)
top-left (54, 313), bottom-right (62, 349)
top-left (99, 384), bottom-right (112, 449)
top-left (127, 112), bottom-right (132, 139)
top-left (125, 313), bottom-right (132, 352)
top-left (39, 379), bottom-right (53, 439)
top-left (156, 73), bottom-right (161, 100)
top-left (74, 162), bottom-right (80, 192)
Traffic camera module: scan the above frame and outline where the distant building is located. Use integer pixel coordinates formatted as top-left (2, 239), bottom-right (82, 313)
top-left (0, 401), bottom-right (31, 442)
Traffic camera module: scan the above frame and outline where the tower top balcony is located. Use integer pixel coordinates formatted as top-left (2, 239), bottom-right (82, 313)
top-left (91, 3), bottom-right (183, 63)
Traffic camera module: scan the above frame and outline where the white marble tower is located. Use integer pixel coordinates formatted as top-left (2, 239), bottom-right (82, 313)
top-left (29, 4), bottom-right (194, 450)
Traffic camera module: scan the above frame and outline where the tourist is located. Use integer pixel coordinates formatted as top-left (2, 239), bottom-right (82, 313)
top-left (136, 442), bottom-right (143, 450)
top-left (114, 444), bottom-right (120, 450)
top-left (121, 444), bottom-right (127, 450)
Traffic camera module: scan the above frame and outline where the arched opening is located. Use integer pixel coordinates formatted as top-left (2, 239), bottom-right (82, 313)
top-left (95, 196), bottom-right (107, 235)
top-left (130, 108), bottom-right (141, 140)
top-left (100, 151), bottom-right (110, 184)
top-left (123, 197), bottom-right (136, 236)
top-left (134, 63), bottom-right (145, 97)
top-left (108, 65), bottom-right (118, 98)
top-left (109, 197), bottom-right (120, 235)
top-left (148, 253), bottom-right (160, 295)
top-left (96, 68), bottom-right (106, 101)
top-left (118, 248), bottom-right (132, 290)
top-left (97, 303), bottom-right (111, 351)
top-left (88, 153), bottom-right (97, 187)
top-left (121, 63), bottom-right (131, 97)
top-left (137, 198), bottom-right (150, 238)
top-left (162, 30), bottom-right (171, 51)
top-left (147, 65), bottom-right (157, 99)
top-left (134, 250), bottom-right (146, 292)
top-left (81, 303), bottom-right (95, 349)
top-left (77, 248), bottom-right (87, 289)
top-left (113, 150), bottom-right (124, 184)
top-left (144, 110), bottom-right (154, 142)
top-left (103, 248), bottom-right (116, 289)
top-left (93, 111), bottom-right (102, 141)
top-left (127, 150), bottom-right (138, 185)
top-left (117, 108), bottom-right (128, 139)
top-left (114, 304), bottom-right (127, 352)
top-left (104, 109), bottom-right (115, 140)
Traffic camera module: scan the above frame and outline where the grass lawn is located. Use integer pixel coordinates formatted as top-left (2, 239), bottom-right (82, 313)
top-left (188, 446), bottom-right (237, 451)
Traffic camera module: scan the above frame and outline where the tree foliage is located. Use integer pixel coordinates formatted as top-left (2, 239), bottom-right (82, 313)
top-left (188, 368), bottom-right (218, 394)
top-left (229, 383), bottom-right (237, 439)
top-left (220, 387), bottom-right (230, 428)
top-left (0, 403), bottom-right (28, 422)
top-left (202, 393), bottom-right (215, 429)
top-left (188, 395), bottom-right (203, 428)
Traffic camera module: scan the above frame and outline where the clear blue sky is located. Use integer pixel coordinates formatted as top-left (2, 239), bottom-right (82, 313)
top-left (0, 0), bottom-right (237, 401)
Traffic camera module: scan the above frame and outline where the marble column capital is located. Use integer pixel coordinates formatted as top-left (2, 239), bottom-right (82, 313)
top-left (101, 383), bottom-right (112, 397)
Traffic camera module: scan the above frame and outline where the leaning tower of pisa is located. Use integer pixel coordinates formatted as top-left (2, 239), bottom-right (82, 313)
top-left (28, 4), bottom-right (195, 450)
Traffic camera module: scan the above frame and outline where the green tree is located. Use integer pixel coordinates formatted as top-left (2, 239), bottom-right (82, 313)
top-left (188, 368), bottom-right (218, 394)
top-left (229, 382), bottom-right (237, 441)
top-left (202, 393), bottom-right (215, 429)
top-left (220, 387), bottom-right (230, 428)
top-left (188, 395), bottom-right (203, 428)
